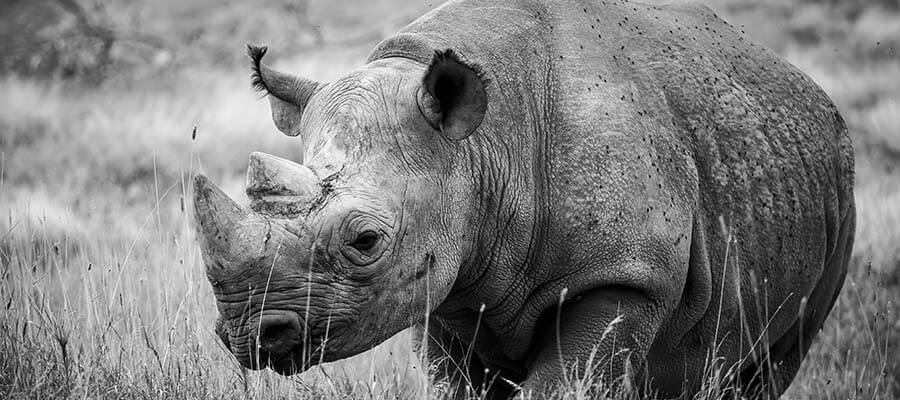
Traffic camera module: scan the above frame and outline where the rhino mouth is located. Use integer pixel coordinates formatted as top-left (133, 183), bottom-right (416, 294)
top-left (214, 310), bottom-right (324, 375)
top-left (253, 335), bottom-right (327, 375)
top-left (264, 351), bottom-right (307, 375)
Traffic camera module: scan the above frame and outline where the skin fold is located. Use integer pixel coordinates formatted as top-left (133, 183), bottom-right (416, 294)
top-left (192, 0), bottom-right (856, 398)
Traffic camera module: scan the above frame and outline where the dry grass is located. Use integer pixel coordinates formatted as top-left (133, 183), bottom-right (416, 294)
top-left (1, 0), bottom-right (898, 399)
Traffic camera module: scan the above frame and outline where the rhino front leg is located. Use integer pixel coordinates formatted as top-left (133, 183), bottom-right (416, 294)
top-left (414, 321), bottom-right (520, 400)
top-left (522, 286), bottom-right (664, 397)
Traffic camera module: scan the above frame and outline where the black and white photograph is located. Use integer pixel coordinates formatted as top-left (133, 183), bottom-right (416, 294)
top-left (1, 0), bottom-right (897, 398)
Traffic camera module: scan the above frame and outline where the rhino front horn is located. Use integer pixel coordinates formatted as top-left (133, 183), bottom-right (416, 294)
top-left (192, 174), bottom-right (271, 275)
top-left (193, 174), bottom-right (247, 241)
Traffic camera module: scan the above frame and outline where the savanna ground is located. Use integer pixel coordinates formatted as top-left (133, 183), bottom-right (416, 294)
top-left (0, 0), bottom-right (897, 398)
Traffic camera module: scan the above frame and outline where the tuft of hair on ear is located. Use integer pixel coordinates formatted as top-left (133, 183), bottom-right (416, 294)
top-left (423, 49), bottom-right (488, 91)
top-left (247, 44), bottom-right (270, 94)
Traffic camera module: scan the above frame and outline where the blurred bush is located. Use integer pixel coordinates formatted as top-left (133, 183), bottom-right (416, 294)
top-left (0, 0), bottom-right (118, 80)
top-left (0, 0), bottom-right (894, 202)
top-left (0, 0), bottom-right (324, 81)
top-left (0, 0), bottom-right (428, 82)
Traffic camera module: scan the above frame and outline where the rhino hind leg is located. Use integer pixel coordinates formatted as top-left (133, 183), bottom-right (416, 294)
top-left (741, 202), bottom-right (856, 398)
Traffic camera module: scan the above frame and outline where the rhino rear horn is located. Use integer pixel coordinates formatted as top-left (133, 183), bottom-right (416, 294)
top-left (248, 44), bottom-right (323, 137)
top-left (418, 49), bottom-right (488, 140)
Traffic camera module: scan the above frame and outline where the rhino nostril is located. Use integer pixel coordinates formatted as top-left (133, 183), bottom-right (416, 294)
top-left (257, 312), bottom-right (302, 351)
top-left (261, 323), bottom-right (289, 341)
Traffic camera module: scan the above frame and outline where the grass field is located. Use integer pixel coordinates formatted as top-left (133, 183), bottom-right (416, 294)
top-left (1, 0), bottom-right (898, 398)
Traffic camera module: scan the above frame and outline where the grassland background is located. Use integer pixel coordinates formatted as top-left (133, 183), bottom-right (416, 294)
top-left (0, 0), bottom-right (898, 398)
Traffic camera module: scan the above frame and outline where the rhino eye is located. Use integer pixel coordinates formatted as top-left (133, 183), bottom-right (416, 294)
top-left (339, 214), bottom-right (391, 266)
top-left (348, 230), bottom-right (379, 252)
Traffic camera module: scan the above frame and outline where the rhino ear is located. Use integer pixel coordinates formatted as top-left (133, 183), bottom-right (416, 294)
top-left (418, 50), bottom-right (487, 140)
top-left (248, 44), bottom-right (324, 137)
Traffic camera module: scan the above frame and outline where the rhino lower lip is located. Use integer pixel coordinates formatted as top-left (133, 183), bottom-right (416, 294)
top-left (270, 361), bottom-right (301, 375)
top-left (265, 350), bottom-right (310, 375)
top-left (256, 336), bottom-right (321, 374)
top-left (262, 352), bottom-right (290, 369)
top-left (246, 348), bottom-right (290, 371)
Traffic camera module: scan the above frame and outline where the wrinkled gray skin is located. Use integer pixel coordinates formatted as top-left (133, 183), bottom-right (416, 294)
top-left (193, 0), bottom-right (855, 398)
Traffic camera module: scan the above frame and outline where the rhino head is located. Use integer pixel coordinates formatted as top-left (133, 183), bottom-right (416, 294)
top-left (193, 45), bottom-right (488, 374)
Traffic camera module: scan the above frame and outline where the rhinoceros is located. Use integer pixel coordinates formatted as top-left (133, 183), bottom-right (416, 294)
top-left (192, 0), bottom-right (856, 398)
